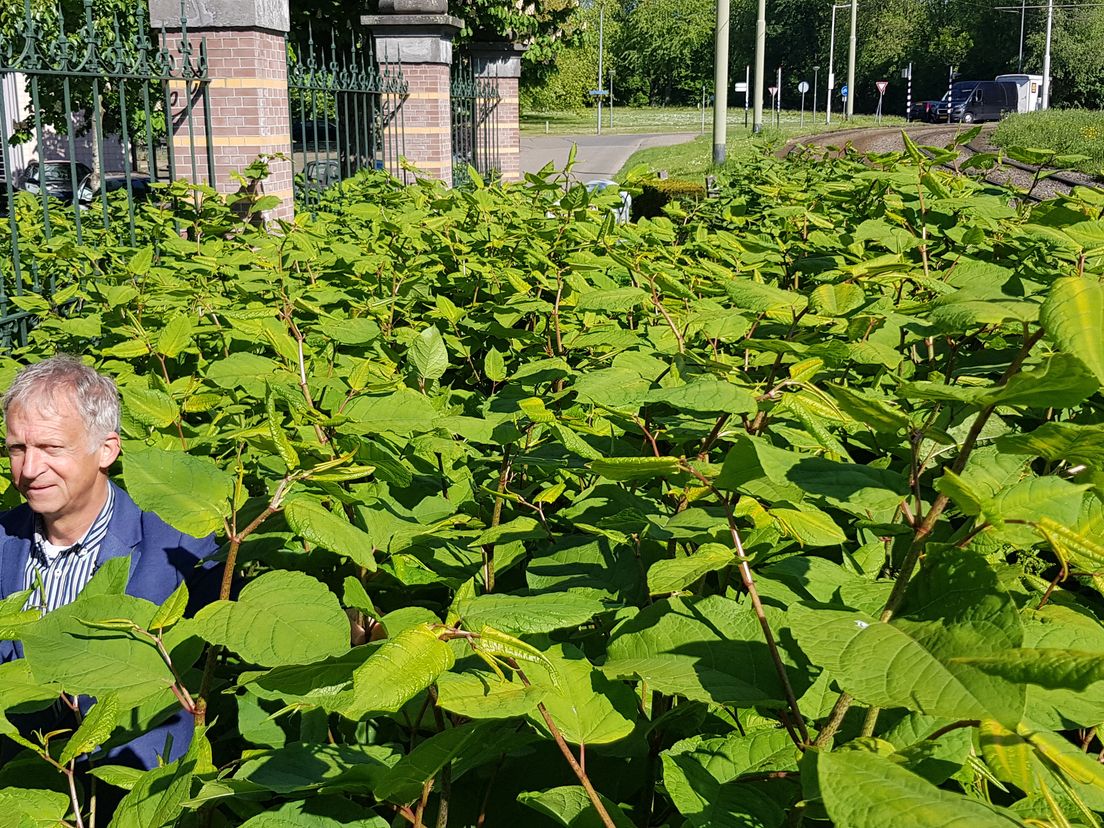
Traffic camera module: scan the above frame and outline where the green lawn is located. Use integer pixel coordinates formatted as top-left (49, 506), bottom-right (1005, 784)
top-left (607, 113), bottom-right (905, 180)
top-left (991, 109), bottom-right (1104, 175)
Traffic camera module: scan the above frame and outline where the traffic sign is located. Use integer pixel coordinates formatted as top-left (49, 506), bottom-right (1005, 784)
top-left (588, 89), bottom-right (608, 96)
top-left (798, 81), bottom-right (810, 94)
top-left (768, 86), bottom-right (778, 97)
top-left (734, 81), bottom-right (748, 92)
top-left (840, 84), bottom-right (848, 99)
top-left (876, 80), bottom-right (889, 94)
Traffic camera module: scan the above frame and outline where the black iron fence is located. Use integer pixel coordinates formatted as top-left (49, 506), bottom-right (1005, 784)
top-left (287, 31), bottom-right (406, 209)
top-left (450, 56), bottom-right (501, 187)
top-left (0, 0), bottom-right (212, 348)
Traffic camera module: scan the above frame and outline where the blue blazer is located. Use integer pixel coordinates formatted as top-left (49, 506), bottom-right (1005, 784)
top-left (0, 481), bottom-right (218, 768)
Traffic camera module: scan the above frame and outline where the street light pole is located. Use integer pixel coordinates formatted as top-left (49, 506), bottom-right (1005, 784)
top-left (713, 0), bottom-right (731, 164)
top-left (596, 1), bottom-right (604, 135)
top-left (1041, 0), bottom-right (1053, 108)
top-left (826, 3), bottom-right (845, 124)
top-left (753, 0), bottom-right (767, 132)
top-left (845, 0), bottom-right (857, 118)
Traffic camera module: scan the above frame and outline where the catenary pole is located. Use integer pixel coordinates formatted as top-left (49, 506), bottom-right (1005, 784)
top-left (826, 3), bottom-right (841, 124)
top-left (1018, 0), bottom-right (1026, 71)
top-left (753, 0), bottom-right (766, 132)
top-left (845, 0), bottom-right (857, 118)
top-left (713, 0), bottom-right (730, 163)
top-left (596, 1), bottom-right (604, 134)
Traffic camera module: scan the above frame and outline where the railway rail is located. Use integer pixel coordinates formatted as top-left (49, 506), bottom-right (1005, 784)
top-left (783, 124), bottom-right (1100, 202)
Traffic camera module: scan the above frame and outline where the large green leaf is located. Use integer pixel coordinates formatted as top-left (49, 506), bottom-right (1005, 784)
top-left (645, 379), bottom-right (757, 415)
top-left (191, 571), bottom-right (349, 667)
top-left (342, 389), bottom-right (439, 434)
top-left (122, 447), bottom-right (233, 538)
top-left (237, 799), bottom-right (388, 827)
top-left (21, 594), bottom-right (173, 703)
top-left (662, 729), bottom-right (796, 826)
top-left (604, 595), bottom-right (807, 706)
top-left (232, 743), bottom-right (398, 795)
top-left (955, 649), bottom-right (1104, 692)
top-left (339, 623), bottom-right (455, 719)
top-left (452, 592), bottom-right (606, 634)
top-left (1041, 276), bottom-right (1104, 387)
top-left (647, 543), bottom-right (734, 595)
top-left (435, 668), bottom-right (547, 719)
top-left (0, 787), bottom-right (70, 827)
top-left (996, 421), bottom-right (1104, 469)
top-left (1019, 605), bottom-right (1104, 729)
top-left (818, 749), bottom-right (1019, 827)
top-left (524, 643), bottom-right (638, 745)
top-left (408, 325), bottom-right (449, 381)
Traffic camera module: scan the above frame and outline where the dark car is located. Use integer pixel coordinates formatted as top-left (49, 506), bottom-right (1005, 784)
top-left (909, 94), bottom-right (947, 123)
top-left (937, 81), bottom-right (1018, 124)
top-left (75, 172), bottom-right (154, 210)
top-left (17, 160), bottom-right (93, 203)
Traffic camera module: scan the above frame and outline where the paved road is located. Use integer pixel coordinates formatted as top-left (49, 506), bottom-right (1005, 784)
top-left (520, 132), bottom-right (698, 181)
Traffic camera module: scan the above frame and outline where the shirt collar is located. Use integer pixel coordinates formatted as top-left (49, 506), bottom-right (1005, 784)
top-left (32, 484), bottom-right (116, 565)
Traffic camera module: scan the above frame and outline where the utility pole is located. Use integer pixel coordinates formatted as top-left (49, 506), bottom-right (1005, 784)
top-left (845, 0), bottom-right (857, 118)
top-left (826, 3), bottom-right (846, 124)
top-left (713, 0), bottom-right (731, 164)
top-left (776, 65), bottom-right (782, 126)
top-left (596, 1), bottom-right (604, 135)
top-left (753, 0), bottom-right (767, 132)
top-left (1041, 0), bottom-right (1053, 108)
top-left (1018, 0), bottom-right (1026, 71)
top-left (813, 64), bottom-right (820, 121)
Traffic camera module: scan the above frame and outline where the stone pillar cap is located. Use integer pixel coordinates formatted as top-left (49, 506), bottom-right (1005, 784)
top-left (361, 13), bottom-right (465, 33)
top-left (150, 0), bottom-right (290, 32)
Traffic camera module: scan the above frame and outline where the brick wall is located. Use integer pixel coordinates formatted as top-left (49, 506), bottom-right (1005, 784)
top-left (384, 62), bottom-right (452, 184)
top-left (162, 29), bottom-right (293, 221)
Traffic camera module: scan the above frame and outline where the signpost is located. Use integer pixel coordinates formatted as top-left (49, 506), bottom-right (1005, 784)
top-left (798, 80), bottom-right (810, 125)
top-left (735, 69), bottom-right (750, 128)
top-left (768, 85), bottom-right (778, 125)
top-left (875, 79), bottom-right (888, 122)
top-left (901, 63), bottom-right (912, 121)
top-left (840, 83), bottom-right (848, 108)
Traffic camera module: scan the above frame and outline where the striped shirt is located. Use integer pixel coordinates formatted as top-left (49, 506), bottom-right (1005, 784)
top-left (23, 484), bottom-right (116, 613)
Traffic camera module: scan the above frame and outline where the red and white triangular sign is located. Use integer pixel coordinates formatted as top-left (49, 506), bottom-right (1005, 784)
top-left (876, 80), bottom-right (889, 94)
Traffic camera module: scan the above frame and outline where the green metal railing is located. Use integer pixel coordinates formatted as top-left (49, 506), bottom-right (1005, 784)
top-left (0, 0), bottom-right (212, 348)
top-left (287, 30), bottom-right (406, 209)
top-left (450, 56), bottom-right (501, 188)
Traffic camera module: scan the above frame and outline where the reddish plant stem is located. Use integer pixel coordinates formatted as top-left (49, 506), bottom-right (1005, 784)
top-left (515, 666), bottom-right (617, 828)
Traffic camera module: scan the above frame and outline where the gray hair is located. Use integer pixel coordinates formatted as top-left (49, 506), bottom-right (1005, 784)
top-left (3, 355), bottom-right (121, 446)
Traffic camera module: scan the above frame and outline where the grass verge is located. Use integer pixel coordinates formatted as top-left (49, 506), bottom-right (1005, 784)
top-left (991, 109), bottom-right (1104, 175)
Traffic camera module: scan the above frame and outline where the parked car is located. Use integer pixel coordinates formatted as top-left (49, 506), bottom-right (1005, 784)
top-left (17, 160), bottom-right (93, 203)
top-left (75, 173), bottom-right (154, 210)
top-left (584, 179), bottom-right (632, 224)
top-left (295, 159), bottom-right (341, 200)
top-left (909, 93), bottom-right (947, 123)
top-left (936, 80), bottom-right (1019, 123)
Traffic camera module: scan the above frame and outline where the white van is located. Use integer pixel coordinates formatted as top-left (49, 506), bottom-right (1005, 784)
top-left (995, 74), bottom-right (1044, 113)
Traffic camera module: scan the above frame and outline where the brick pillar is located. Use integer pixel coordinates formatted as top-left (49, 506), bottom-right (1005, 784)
top-left (469, 43), bottom-right (525, 183)
top-left (362, 13), bottom-right (462, 185)
top-left (149, 0), bottom-right (294, 221)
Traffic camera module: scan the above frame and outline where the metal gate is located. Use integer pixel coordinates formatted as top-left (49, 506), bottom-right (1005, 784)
top-left (287, 31), bottom-right (406, 209)
top-left (0, 0), bottom-right (212, 348)
top-left (450, 56), bottom-right (501, 187)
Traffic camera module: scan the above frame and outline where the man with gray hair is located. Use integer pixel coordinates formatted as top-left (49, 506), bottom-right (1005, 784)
top-left (0, 355), bottom-right (217, 769)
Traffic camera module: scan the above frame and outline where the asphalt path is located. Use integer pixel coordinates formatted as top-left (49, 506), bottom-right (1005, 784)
top-left (520, 132), bottom-right (698, 182)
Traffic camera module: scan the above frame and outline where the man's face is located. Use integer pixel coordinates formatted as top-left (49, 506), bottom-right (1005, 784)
top-left (4, 392), bottom-right (120, 530)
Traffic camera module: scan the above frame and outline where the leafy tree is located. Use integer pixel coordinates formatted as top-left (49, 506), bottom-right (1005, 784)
top-left (1027, 5), bottom-right (1104, 107)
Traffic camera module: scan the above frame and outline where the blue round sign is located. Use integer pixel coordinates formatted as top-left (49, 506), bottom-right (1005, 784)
top-left (840, 84), bottom-right (849, 99)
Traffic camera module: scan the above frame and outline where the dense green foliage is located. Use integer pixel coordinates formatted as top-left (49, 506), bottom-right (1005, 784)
top-left (993, 110), bottom-right (1104, 176)
top-left (2, 135), bottom-right (1104, 827)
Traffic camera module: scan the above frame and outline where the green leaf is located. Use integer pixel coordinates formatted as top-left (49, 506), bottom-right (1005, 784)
top-left (60, 692), bottom-right (119, 764)
top-left (588, 456), bottom-right (680, 481)
top-left (818, 749), bottom-right (1019, 827)
top-left (21, 594), bottom-right (175, 703)
top-left (987, 353), bottom-right (1100, 408)
top-left (811, 282), bottom-right (865, 316)
top-left (231, 743), bottom-right (397, 795)
top-left (191, 571), bottom-right (349, 667)
top-left (237, 799), bottom-right (389, 827)
top-left (339, 623), bottom-right (454, 719)
top-left (408, 325), bottom-right (449, 381)
top-left (484, 347), bottom-right (507, 382)
top-left (122, 386), bottom-right (178, 429)
top-left (575, 287), bottom-right (649, 311)
top-left (122, 447), bottom-right (233, 538)
top-left (978, 719), bottom-right (1035, 793)
top-left (435, 669), bottom-right (547, 719)
top-left (769, 507), bottom-right (846, 547)
top-left (997, 421), bottom-right (1104, 470)
top-left (90, 764), bottom-right (145, 791)
top-left (954, 649), bottom-right (1104, 692)
top-left (604, 595), bottom-right (807, 706)
top-left (824, 384), bottom-right (910, 434)
top-left (285, 497), bottom-right (377, 570)
top-left (156, 316), bottom-right (195, 358)
top-left (453, 592), bottom-right (606, 634)
top-left (0, 788), bottom-right (70, 826)
top-left (343, 389), bottom-right (439, 434)
top-left (111, 730), bottom-right (209, 828)
top-left (517, 786), bottom-right (636, 827)
top-left (648, 543), bottom-right (734, 595)
top-left (645, 380), bottom-right (757, 415)
top-left (525, 643), bottom-right (638, 745)
top-left (149, 583), bottom-right (189, 632)
top-left (319, 317), bottom-right (381, 347)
